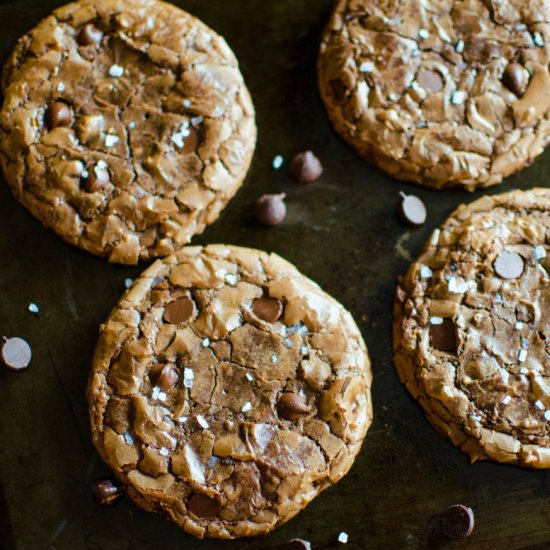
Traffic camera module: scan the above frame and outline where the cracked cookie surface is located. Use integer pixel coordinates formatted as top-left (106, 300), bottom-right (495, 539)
top-left (319, 0), bottom-right (550, 190)
top-left (393, 188), bottom-right (550, 467)
top-left (0, 0), bottom-right (256, 263)
top-left (87, 244), bottom-right (373, 538)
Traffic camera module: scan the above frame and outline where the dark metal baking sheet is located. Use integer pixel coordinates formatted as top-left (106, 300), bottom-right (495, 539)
top-left (1, 1), bottom-right (549, 548)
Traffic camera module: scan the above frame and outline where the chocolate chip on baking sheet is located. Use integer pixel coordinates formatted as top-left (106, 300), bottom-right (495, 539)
top-left (77, 23), bottom-right (103, 46)
top-left (45, 101), bottom-right (73, 130)
top-left (416, 69), bottom-right (444, 92)
top-left (494, 250), bottom-right (524, 279)
top-left (163, 297), bottom-right (196, 325)
top-left (502, 63), bottom-right (529, 97)
top-left (188, 493), bottom-right (221, 518)
top-left (290, 151), bottom-right (323, 184)
top-left (254, 193), bottom-right (287, 226)
top-left (429, 318), bottom-right (456, 352)
top-left (252, 296), bottom-right (283, 323)
top-left (282, 539), bottom-right (312, 550)
top-left (277, 392), bottom-right (310, 420)
top-left (441, 504), bottom-right (475, 540)
top-left (91, 477), bottom-right (124, 507)
top-left (397, 192), bottom-right (427, 226)
top-left (1, 337), bottom-right (32, 371)
top-left (148, 364), bottom-right (177, 390)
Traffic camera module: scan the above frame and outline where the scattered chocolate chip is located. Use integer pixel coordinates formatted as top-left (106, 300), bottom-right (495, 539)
top-left (149, 364), bottom-right (177, 390)
top-left (91, 477), bottom-right (124, 507)
top-left (441, 504), bottom-right (474, 540)
top-left (494, 250), bottom-right (524, 279)
top-left (77, 23), bottom-right (103, 47)
top-left (429, 318), bottom-right (456, 352)
top-left (254, 193), bottom-right (287, 226)
top-left (188, 493), bottom-right (221, 518)
top-left (82, 164), bottom-right (110, 193)
top-left (502, 63), bottom-right (529, 97)
top-left (252, 296), bottom-right (283, 323)
top-left (416, 69), bottom-right (444, 92)
top-left (163, 297), bottom-right (196, 325)
top-left (1, 337), bottom-right (32, 371)
top-left (290, 151), bottom-right (323, 184)
top-left (277, 392), bottom-right (310, 421)
top-left (282, 539), bottom-right (312, 550)
top-left (397, 192), bottom-right (426, 226)
top-left (180, 125), bottom-right (201, 155)
top-left (329, 78), bottom-right (347, 102)
top-left (45, 101), bottom-right (73, 130)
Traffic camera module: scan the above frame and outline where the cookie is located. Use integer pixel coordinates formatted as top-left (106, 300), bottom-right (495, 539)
top-left (0, 0), bottom-right (256, 264)
top-left (393, 188), bottom-right (550, 467)
top-left (87, 245), bottom-right (372, 538)
top-left (318, 1), bottom-right (550, 190)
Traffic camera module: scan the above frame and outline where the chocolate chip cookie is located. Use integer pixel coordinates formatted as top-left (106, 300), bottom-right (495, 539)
top-left (87, 245), bottom-right (373, 538)
top-left (394, 188), bottom-right (550, 467)
top-left (319, 1), bottom-right (550, 190)
top-left (0, 0), bottom-right (256, 264)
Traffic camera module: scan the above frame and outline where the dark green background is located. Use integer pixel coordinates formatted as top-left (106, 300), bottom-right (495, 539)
top-left (0, 1), bottom-right (549, 548)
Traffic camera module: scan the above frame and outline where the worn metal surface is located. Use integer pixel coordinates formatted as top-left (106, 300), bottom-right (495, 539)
top-left (0, 1), bottom-right (549, 548)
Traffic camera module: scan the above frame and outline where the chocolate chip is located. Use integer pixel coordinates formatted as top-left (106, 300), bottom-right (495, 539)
top-left (254, 193), bottom-right (287, 226)
top-left (82, 164), bottom-right (110, 193)
top-left (441, 504), bottom-right (474, 540)
top-left (282, 540), bottom-right (312, 550)
top-left (252, 296), bottom-right (283, 323)
top-left (1, 337), bottom-right (32, 371)
top-left (494, 250), bottom-right (524, 279)
top-left (188, 493), bottom-right (221, 518)
top-left (397, 192), bottom-right (426, 226)
top-left (45, 101), bottom-right (73, 130)
top-left (91, 477), bottom-right (124, 507)
top-left (290, 151), bottom-right (323, 184)
top-left (429, 318), bottom-right (456, 352)
top-left (77, 23), bottom-right (103, 47)
top-left (416, 69), bottom-right (444, 92)
top-left (277, 392), bottom-right (310, 420)
top-left (180, 125), bottom-right (201, 155)
top-left (149, 364), bottom-right (177, 390)
top-left (502, 63), bottom-right (529, 97)
top-left (329, 78), bottom-right (347, 102)
top-left (163, 297), bottom-right (196, 325)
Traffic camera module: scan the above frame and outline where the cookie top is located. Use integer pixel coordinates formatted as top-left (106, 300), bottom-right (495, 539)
top-left (394, 188), bottom-right (550, 467)
top-left (87, 245), bottom-right (372, 538)
top-left (318, 0), bottom-right (550, 190)
top-left (0, 0), bottom-right (256, 264)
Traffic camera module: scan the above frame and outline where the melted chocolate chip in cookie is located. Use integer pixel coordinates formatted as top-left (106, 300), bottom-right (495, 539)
top-left (252, 296), bottom-right (283, 323)
top-left (45, 101), bottom-right (72, 130)
top-left (163, 297), bottom-right (196, 325)
top-left (494, 250), bottom-right (524, 279)
top-left (149, 364), bottom-right (177, 390)
top-left (277, 392), bottom-right (310, 420)
top-left (429, 318), bottom-right (456, 352)
top-left (188, 493), bottom-right (221, 518)
top-left (77, 23), bottom-right (103, 47)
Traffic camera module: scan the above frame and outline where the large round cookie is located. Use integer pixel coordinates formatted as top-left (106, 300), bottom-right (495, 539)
top-left (394, 188), bottom-right (550, 467)
top-left (87, 245), bottom-right (372, 538)
top-left (0, 0), bottom-right (256, 264)
top-left (318, 1), bottom-right (550, 190)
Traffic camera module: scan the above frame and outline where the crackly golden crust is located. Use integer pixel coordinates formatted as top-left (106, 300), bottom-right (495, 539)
top-left (319, 0), bottom-right (550, 190)
top-left (87, 245), bottom-right (373, 539)
top-left (394, 188), bottom-right (550, 467)
top-left (0, 0), bottom-right (256, 264)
